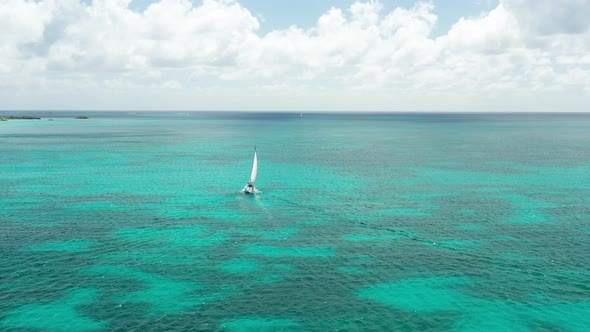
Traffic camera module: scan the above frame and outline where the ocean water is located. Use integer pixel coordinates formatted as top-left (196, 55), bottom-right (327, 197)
top-left (1, 112), bottom-right (589, 331)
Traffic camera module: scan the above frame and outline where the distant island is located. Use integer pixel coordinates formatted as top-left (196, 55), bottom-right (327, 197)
top-left (0, 116), bottom-right (41, 121)
top-left (1, 115), bottom-right (90, 121)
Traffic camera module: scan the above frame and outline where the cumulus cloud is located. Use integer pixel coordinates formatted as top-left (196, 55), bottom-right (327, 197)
top-left (0, 0), bottom-right (589, 111)
top-left (445, 4), bottom-right (520, 54)
top-left (503, 0), bottom-right (590, 35)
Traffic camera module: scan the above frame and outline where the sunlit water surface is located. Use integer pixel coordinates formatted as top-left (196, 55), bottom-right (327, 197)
top-left (1, 112), bottom-right (589, 331)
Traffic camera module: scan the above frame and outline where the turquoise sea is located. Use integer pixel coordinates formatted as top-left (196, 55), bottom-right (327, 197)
top-left (1, 112), bottom-right (589, 331)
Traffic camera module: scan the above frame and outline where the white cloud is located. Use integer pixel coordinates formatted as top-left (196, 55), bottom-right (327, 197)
top-left (503, 0), bottom-right (590, 35)
top-left (0, 0), bottom-right (52, 45)
top-left (0, 0), bottom-right (589, 111)
top-left (444, 4), bottom-right (520, 54)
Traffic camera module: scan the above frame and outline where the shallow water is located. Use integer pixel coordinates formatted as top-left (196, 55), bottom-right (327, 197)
top-left (1, 112), bottom-right (589, 331)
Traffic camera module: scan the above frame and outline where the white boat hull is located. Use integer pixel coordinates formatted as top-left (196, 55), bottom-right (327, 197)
top-left (242, 185), bottom-right (257, 194)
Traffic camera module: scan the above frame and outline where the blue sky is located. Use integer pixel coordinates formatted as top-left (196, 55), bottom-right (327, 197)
top-left (1, 0), bottom-right (589, 111)
top-left (124, 0), bottom-right (499, 36)
top-left (241, 0), bottom-right (498, 35)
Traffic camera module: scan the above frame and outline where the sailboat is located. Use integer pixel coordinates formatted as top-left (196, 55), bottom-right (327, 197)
top-left (243, 147), bottom-right (258, 194)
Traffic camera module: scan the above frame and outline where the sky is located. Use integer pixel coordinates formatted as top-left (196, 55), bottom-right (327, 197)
top-left (1, 0), bottom-right (589, 112)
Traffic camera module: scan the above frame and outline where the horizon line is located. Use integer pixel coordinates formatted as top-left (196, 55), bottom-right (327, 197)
top-left (3, 110), bottom-right (590, 114)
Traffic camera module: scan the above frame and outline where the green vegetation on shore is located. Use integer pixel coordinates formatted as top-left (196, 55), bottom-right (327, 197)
top-left (1, 115), bottom-right (90, 121)
top-left (0, 116), bottom-right (41, 121)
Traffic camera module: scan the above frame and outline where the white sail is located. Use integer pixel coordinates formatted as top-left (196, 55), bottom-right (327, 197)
top-left (249, 150), bottom-right (258, 183)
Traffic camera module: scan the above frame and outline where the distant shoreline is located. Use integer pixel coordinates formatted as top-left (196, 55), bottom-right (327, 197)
top-left (0, 116), bottom-right (41, 121)
top-left (1, 115), bottom-right (90, 121)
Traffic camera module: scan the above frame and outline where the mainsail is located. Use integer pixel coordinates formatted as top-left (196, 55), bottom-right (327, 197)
top-left (249, 149), bottom-right (258, 184)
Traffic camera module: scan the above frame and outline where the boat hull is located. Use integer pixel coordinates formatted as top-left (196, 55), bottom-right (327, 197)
top-left (243, 184), bottom-right (256, 194)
